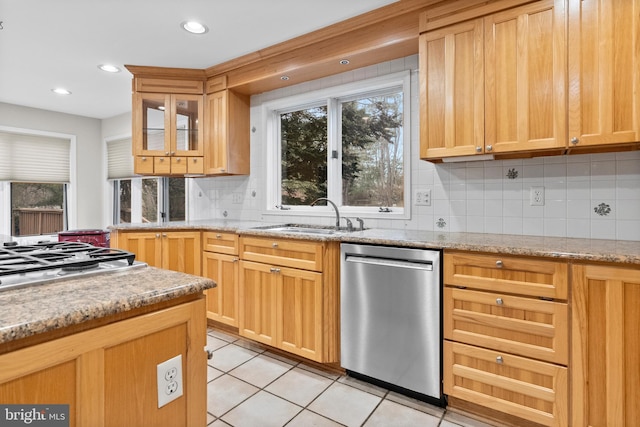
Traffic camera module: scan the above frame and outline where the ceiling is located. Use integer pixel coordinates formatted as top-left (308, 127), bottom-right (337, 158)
top-left (0, 0), bottom-right (397, 120)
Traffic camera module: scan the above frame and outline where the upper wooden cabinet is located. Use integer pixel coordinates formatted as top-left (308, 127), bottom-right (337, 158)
top-left (567, 0), bottom-right (640, 151)
top-left (204, 89), bottom-right (250, 176)
top-left (126, 70), bottom-right (250, 177)
top-left (132, 92), bottom-right (205, 175)
top-left (420, 0), bottom-right (567, 161)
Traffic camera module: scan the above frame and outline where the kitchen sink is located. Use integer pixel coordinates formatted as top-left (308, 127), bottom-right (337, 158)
top-left (251, 224), bottom-right (363, 235)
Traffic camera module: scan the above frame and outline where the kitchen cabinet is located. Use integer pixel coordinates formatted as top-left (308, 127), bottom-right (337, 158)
top-left (571, 263), bottom-right (640, 427)
top-left (420, 0), bottom-right (567, 161)
top-left (238, 236), bottom-right (339, 363)
top-left (113, 230), bottom-right (201, 275)
top-left (0, 297), bottom-right (207, 427)
top-left (204, 88), bottom-right (250, 175)
top-left (443, 251), bottom-right (569, 427)
top-left (567, 0), bottom-right (640, 151)
top-left (202, 231), bottom-right (240, 327)
top-left (132, 88), bottom-right (205, 176)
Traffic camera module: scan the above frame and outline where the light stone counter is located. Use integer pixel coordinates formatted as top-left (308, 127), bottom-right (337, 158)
top-left (0, 266), bottom-right (215, 345)
top-left (111, 220), bottom-right (640, 265)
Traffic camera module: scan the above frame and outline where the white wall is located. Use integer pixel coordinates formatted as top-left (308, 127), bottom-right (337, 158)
top-left (0, 102), bottom-right (104, 230)
top-left (192, 55), bottom-right (640, 241)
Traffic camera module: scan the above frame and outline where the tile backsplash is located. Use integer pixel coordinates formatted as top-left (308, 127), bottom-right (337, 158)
top-left (190, 55), bottom-right (640, 241)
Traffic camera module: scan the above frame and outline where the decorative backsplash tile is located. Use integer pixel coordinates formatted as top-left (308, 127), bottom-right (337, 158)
top-left (506, 168), bottom-right (519, 179)
top-left (594, 203), bottom-right (612, 216)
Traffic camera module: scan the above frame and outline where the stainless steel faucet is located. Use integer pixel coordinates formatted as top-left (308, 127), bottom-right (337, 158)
top-left (310, 198), bottom-right (340, 230)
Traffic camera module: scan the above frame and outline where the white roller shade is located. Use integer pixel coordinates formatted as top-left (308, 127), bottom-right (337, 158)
top-left (106, 137), bottom-right (135, 179)
top-left (0, 132), bottom-right (70, 182)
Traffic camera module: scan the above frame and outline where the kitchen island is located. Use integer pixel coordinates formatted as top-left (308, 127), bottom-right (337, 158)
top-left (0, 264), bottom-right (215, 427)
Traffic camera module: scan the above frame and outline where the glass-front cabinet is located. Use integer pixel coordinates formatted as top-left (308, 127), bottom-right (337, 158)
top-left (133, 92), bottom-right (204, 175)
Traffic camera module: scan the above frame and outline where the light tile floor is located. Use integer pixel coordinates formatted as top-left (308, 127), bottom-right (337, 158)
top-left (206, 328), bottom-right (497, 427)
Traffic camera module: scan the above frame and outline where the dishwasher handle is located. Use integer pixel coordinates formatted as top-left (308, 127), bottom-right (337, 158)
top-left (345, 255), bottom-right (433, 271)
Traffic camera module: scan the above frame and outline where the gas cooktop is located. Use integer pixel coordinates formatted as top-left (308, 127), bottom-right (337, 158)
top-left (0, 241), bottom-right (145, 292)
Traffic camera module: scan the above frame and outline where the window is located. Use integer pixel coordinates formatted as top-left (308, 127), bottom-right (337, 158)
top-left (0, 130), bottom-right (73, 237)
top-left (107, 136), bottom-right (186, 224)
top-left (268, 72), bottom-right (410, 217)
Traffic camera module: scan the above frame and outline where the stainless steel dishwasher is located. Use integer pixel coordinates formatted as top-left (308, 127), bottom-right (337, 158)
top-left (340, 243), bottom-right (442, 404)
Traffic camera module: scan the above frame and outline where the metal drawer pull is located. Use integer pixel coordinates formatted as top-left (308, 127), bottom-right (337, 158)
top-left (206, 350), bottom-right (214, 360)
top-left (495, 260), bottom-right (503, 268)
top-left (216, 234), bottom-right (222, 238)
top-left (272, 242), bottom-right (278, 248)
top-left (496, 298), bottom-right (504, 305)
top-left (155, 233), bottom-right (160, 238)
top-left (496, 356), bottom-right (504, 364)
top-left (270, 267), bottom-right (280, 273)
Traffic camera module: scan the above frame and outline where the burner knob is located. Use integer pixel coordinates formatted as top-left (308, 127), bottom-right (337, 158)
top-left (3, 241), bottom-right (17, 247)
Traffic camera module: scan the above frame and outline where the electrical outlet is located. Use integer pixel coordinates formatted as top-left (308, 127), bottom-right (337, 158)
top-left (232, 192), bottom-right (243, 204)
top-left (415, 190), bottom-right (431, 206)
top-left (530, 186), bottom-right (545, 206)
top-left (157, 354), bottom-right (183, 408)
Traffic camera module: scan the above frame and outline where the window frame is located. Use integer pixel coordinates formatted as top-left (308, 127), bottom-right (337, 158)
top-left (263, 71), bottom-right (411, 220)
top-left (0, 126), bottom-right (76, 239)
top-left (111, 177), bottom-right (188, 224)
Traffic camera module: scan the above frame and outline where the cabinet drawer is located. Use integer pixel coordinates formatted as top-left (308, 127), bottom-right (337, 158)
top-left (240, 236), bottom-right (324, 271)
top-left (154, 157), bottom-right (171, 174)
top-left (444, 341), bottom-right (568, 427)
top-left (188, 157), bottom-right (204, 174)
top-left (135, 78), bottom-right (204, 94)
top-left (171, 157), bottom-right (187, 174)
top-left (203, 232), bottom-right (239, 255)
top-left (444, 252), bottom-right (568, 300)
top-left (444, 287), bottom-right (568, 364)
top-left (135, 156), bottom-right (154, 174)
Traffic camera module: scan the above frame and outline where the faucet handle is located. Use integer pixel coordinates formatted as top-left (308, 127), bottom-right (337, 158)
top-left (342, 217), bottom-right (353, 232)
top-left (355, 217), bottom-right (365, 231)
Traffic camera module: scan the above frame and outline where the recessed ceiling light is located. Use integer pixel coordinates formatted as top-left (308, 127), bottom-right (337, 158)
top-left (52, 88), bottom-right (71, 95)
top-left (181, 21), bottom-right (209, 34)
top-left (98, 64), bottom-right (121, 73)
top-left (339, 59), bottom-right (350, 65)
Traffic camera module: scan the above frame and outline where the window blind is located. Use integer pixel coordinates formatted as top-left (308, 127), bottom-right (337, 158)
top-left (106, 137), bottom-right (135, 179)
top-left (0, 132), bottom-right (70, 182)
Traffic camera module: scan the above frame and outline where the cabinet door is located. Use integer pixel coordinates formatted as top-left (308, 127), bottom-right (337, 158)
top-left (133, 93), bottom-right (171, 156)
top-left (116, 232), bottom-right (163, 268)
top-left (567, 0), bottom-right (640, 149)
top-left (171, 94), bottom-right (203, 157)
top-left (162, 232), bottom-right (201, 275)
top-left (444, 341), bottom-right (568, 427)
top-left (419, 18), bottom-right (484, 159)
top-left (238, 261), bottom-right (277, 346)
top-left (203, 251), bottom-right (239, 327)
top-left (277, 266), bottom-right (323, 362)
top-left (204, 90), bottom-right (229, 174)
top-left (484, 0), bottom-right (567, 154)
top-left (571, 264), bottom-right (640, 427)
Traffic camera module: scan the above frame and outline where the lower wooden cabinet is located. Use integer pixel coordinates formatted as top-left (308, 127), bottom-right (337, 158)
top-left (239, 260), bottom-right (323, 361)
top-left (202, 232), bottom-right (240, 327)
top-left (571, 263), bottom-right (640, 427)
top-left (444, 341), bottom-right (568, 427)
top-left (238, 236), bottom-right (339, 363)
top-left (0, 298), bottom-right (207, 427)
top-left (112, 230), bottom-right (201, 275)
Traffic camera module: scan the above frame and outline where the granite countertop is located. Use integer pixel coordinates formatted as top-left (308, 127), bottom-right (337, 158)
top-left (110, 220), bottom-right (640, 265)
top-left (0, 265), bottom-right (215, 345)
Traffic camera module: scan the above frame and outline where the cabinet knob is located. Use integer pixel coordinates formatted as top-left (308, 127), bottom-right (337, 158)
top-left (162, 233), bottom-right (167, 237)
top-left (496, 356), bottom-right (504, 364)
top-left (155, 233), bottom-right (161, 238)
top-left (176, 157), bottom-right (181, 162)
top-left (570, 137), bottom-right (579, 145)
top-left (159, 157), bottom-right (165, 162)
top-left (495, 260), bottom-right (503, 268)
top-left (496, 298), bottom-right (504, 305)
top-left (476, 146), bottom-right (482, 153)
top-left (193, 158), bottom-right (198, 163)
top-left (165, 151), bottom-right (170, 156)
top-left (141, 157), bottom-right (147, 161)
top-left (272, 242), bottom-right (278, 248)
top-left (216, 234), bottom-right (222, 239)
top-left (233, 258), bottom-right (239, 263)
top-left (270, 267), bottom-right (280, 273)
top-left (171, 151), bottom-right (176, 155)
top-left (486, 145), bottom-right (493, 152)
